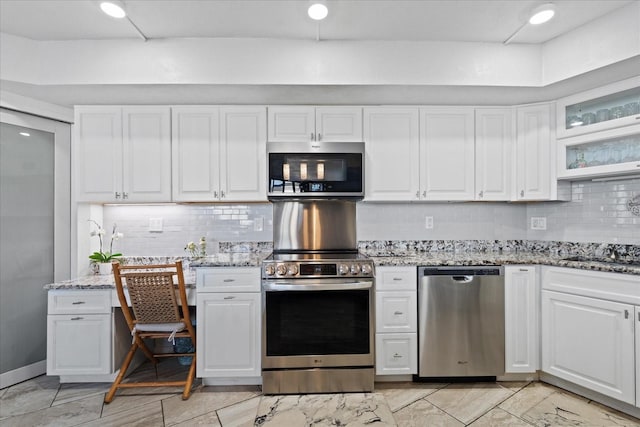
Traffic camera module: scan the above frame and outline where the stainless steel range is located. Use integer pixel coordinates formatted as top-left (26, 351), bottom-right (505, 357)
top-left (262, 167), bottom-right (375, 394)
top-left (261, 252), bottom-right (375, 394)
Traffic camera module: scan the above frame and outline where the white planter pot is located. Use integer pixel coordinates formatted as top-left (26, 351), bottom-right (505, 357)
top-left (98, 262), bottom-right (113, 275)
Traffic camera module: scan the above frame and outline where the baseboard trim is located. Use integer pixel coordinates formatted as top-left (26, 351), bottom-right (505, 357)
top-left (0, 360), bottom-right (46, 389)
top-left (202, 376), bottom-right (262, 386)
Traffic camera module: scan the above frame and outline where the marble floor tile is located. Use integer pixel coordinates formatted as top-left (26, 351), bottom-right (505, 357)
top-left (496, 381), bottom-right (531, 393)
top-left (392, 398), bottom-right (463, 427)
top-left (467, 408), bottom-right (531, 426)
top-left (0, 394), bottom-right (104, 427)
top-left (162, 387), bottom-right (261, 426)
top-left (425, 383), bottom-right (514, 425)
top-left (171, 412), bottom-right (221, 427)
top-left (519, 389), bottom-right (640, 427)
top-left (101, 390), bottom-right (177, 418)
top-left (52, 382), bottom-right (111, 406)
top-left (376, 382), bottom-right (448, 412)
top-left (498, 382), bottom-right (560, 418)
top-left (216, 396), bottom-right (261, 427)
top-left (255, 393), bottom-right (396, 427)
top-left (81, 400), bottom-right (164, 427)
top-left (0, 374), bottom-right (60, 418)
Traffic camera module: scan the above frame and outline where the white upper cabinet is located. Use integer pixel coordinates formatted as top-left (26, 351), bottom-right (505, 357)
top-left (556, 77), bottom-right (640, 140)
top-left (172, 106), bottom-right (267, 202)
top-left (515, 103), bottom-right (566, 201)
top-left (268, 106), bottom-right (362, 143)
top-left (219, 106), bottom-right (267, 201)
top-left (475, 108), bottom-right (514, 201)
top-left (363, 107), bottom-right (420, 201)
top-left (75, 106), bottom-right (171, 203)
top-left (420, 107), bottom-right (475, 200)
top-left (172, 106), bottom-right (221, 202)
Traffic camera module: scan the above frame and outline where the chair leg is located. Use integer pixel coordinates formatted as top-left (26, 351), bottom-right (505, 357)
top-left (105, 342), bottom-right (138, 403)
top-left (182, 354), bottom-right (197, 400)
top-left (135, 335), bottom-right (158, 363)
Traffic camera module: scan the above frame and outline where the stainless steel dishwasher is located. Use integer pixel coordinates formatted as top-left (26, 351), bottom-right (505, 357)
top-left (417, 266), bottom-right (505, 378)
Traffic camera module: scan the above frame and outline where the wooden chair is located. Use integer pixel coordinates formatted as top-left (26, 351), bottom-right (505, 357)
top-left (104, 260), bottom-right (196, 403)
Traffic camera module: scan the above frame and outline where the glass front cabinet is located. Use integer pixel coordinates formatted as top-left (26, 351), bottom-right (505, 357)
top-left (556, 77), bottom-right (640, 180)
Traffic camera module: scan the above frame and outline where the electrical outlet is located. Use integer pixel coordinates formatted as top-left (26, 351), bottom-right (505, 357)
top-left (425, 216), bottom-right (434, 229)
top-left (530, 216), bottom-right (547, 230)
top-left (149, 217), bottom-right (163, 232)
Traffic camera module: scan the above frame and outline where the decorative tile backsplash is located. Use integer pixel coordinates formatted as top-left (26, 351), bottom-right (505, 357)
top-left (102, 178), bottom-right (639, 256)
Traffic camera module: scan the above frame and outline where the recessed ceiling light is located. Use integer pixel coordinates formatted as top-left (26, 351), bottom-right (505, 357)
top-left (100, 1), bottom-right (127, 19)
top-left (308, 2), bottom-right (328, 20)
top-left (19, 132), bottom-right (30, 137)
top-left (529, 3), bottom-right (555, 25)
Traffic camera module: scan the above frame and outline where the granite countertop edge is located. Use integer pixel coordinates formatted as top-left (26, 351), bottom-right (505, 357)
top-left (44, 251), bottom-right (640, 290)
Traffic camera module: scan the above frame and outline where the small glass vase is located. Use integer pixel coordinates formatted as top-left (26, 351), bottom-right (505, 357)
top-left (98, 262), bottom-right (113, 275)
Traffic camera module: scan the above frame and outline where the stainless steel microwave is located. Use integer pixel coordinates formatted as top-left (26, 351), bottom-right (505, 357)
top-left (267, 141), bottom-right (364, 200)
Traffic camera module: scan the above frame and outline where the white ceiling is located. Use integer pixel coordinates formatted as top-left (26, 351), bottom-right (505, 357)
top-left (0, 0), bottom-right (634, 44)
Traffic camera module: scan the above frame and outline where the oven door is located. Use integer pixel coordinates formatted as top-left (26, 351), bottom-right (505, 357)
top-left (262, 279), bottom-right (374, 370)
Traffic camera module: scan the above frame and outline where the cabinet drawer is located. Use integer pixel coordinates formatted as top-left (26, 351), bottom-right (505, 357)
top-left (375, 291), bottom-right (417, 333)
top-left (48, 290), bottom-right (112, 314)
top-left (197, 267), bottom-right (261, 293)
top-left (375, 333), bottom-right (417, 375)
top-left (376, 267), bottom-right (416, 291)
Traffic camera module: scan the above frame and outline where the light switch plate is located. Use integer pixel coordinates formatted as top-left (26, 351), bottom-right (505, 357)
top-left (530, 216), bottom-right (547, 230)
top-left (425, 216), bottom-right (434, 229)
top-left (149, 217), bottom-right (163, 232)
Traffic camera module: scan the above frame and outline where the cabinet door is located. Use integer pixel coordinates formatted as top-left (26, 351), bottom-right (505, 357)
top-left (47, 314), bottom-right (111, 375)
top-left (219, 107), bottom-right (267, 201)
top-left (475, 108), bottom-right (513, 201)
top-left (196, 293), bottom-right (261, 377)
top-left (74, 106), bottom-right (123, 202)
top-left (267, 106), bottom-right (315, 142)
top-left (420, 107), bottom-right (475, 200)
top-left (363, 107), bottom-right (420, 201)
top-left (122, 107), bottom-right (172, 202)
top-left (515, 104), bottom-right (551, 201)
top-left (541, 290), bottom-right (635, 405)
top-left (636, 306), bottom-right (640, 409)
top-left (375, 333), bottom-right (417, 375)
top-left (171, 107), bottom-right (221, 202)
top-left (375, 291), bottom-right (417, 334)
top-left (504, 266), bottom-right (538, 373)
top-left (315, 107), bottom-right (363, 142)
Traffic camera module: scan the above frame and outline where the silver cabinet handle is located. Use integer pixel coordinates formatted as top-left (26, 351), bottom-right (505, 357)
top-left (478, 191), bottom-right (483, 198)
top-left (624, 309), bottom-right (629, 319)
top-left (122, 192), bottom-right (128, 199)
top-left (220, 190), bottom-right (225, 198)
top-left (393, 277), bottom-right (402, 281)
top-left (310, 132), bottom-right (315, 141)
top-left (520, 190), bottom-right (524, 197)
top-left (72, 301), bottom-right (86, 305)
top-left (318, 133), bottom-right (322, 141)
top-left (115, 192), bottom-right (121, 199)
top-left (518, 268), bottom-right (529, 272)
top-left (638, 311), bottom-right (640, 322)
top-left (71, 317), bottom-right (83, 321)
top-left (393, 353), bottom-right (403, 358)
top-left (223, 279), bottom-right (235, 283)
top-left (416, 191), bottom-right (420, 199)
top-left (213, 191), bottom-right (218, 198)
top-left (223, 296), bottom-right (235, 300)
top-left (393, 311), bottom-right (403, 315)
top-left (422, 191), bottom-right (426, 197)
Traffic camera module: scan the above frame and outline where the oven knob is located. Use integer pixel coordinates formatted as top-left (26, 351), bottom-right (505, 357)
top-left (276, 263), bottom-right (288, 276)
top-left (360, 264), bottom-right (372, 275)
top-left (350, 264), bottom-right (360, 275)
top-left (264, 264), bottom-right (275, 276)
top-left (287, 264), bottom-right (298, 276)
top-left (338, 264), bottom-right (349, 275)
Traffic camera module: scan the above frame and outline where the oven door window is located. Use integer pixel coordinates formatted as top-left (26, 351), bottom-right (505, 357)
top-left (265, 289), bottom-right (370, 356)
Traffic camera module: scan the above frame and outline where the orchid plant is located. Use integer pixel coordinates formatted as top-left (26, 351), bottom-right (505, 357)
top-left (88, 220), bottom-right (123, 263)
top-left (184, 237), bottom-right (207, 258)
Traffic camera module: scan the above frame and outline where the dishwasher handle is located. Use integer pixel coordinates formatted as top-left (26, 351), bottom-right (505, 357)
top-left (451, 275), bottom-right (473, 283)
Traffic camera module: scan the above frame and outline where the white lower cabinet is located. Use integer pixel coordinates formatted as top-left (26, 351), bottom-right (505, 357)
top-left (196, 267), bottom-right (261, 379)
top-left (541, 267), bottom-right (639, 407)
top-left (46, 290), bottom-right (112, 376)
top-left (504, 266), bottom-right (538, 373)
top-left (375, 266), bottom-right (417, 375)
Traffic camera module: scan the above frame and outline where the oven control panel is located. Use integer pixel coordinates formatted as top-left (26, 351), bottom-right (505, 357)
top-left (263, 260), bottom-right (374, 278)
